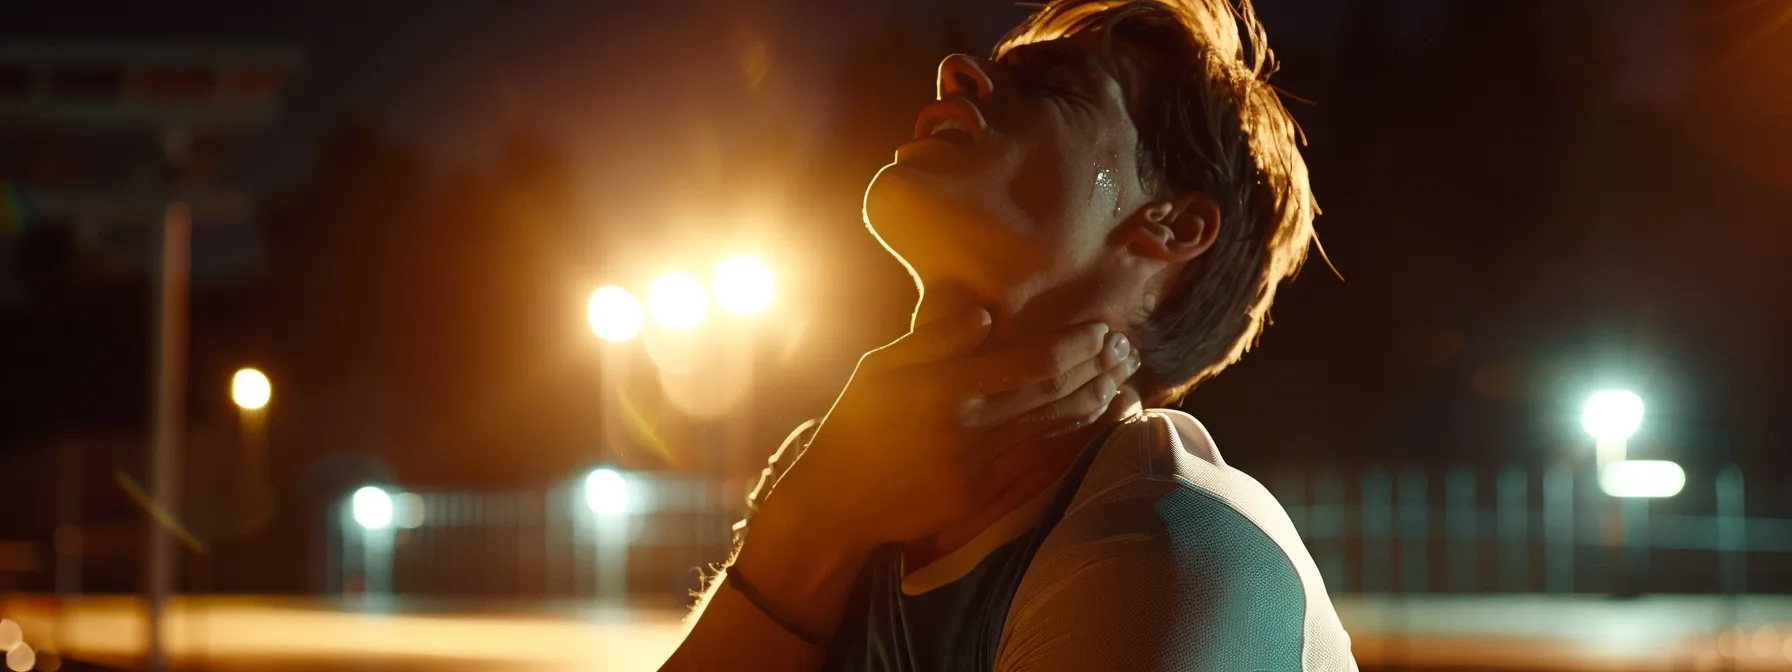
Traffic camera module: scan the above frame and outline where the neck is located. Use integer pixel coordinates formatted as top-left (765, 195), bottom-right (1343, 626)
top-left (903, 392), bottom-right (1144, 568)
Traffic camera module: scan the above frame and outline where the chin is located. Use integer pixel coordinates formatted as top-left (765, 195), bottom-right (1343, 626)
top-left (864, 163), bottom-right (954, 281)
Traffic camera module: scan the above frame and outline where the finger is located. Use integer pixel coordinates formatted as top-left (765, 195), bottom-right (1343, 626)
top-left (983, 348), bottom-right (1140, 447)
top-left (863, 306), bottom-right (993, 374)
top-left (954, 322), bottom-right (1109, 396)
top-left (972, 331), bottom-right (1132, 427)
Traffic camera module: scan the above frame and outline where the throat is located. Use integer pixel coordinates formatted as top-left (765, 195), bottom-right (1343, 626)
top-left (901, 425), bottom-right (1099, 570)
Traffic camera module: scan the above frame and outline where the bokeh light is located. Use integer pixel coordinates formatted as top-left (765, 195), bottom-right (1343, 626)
top-left (395, 492), bottom-right (426, 529)
top-left (1753, 625), bottom-right (1779, 659)
top-left (647, 272), bottom-right (708, 330)
top-left (1599, 460), bottom-right (1685, 498)
top-left (0, 619), bottom-right (19, 651)
top-left (352, 486), bottom-right (394, 530)
top-left (232, 368), bottom-right (271, 410)
top-left (712, 255), bottom-right (774, 315)
top-left (1720, 626), bottom-right (1744, 658)
top-left (1581, 390), bottom-right (1644, 442)
top-left (584, 468), bottom-right (629, 516)
top-left (587, 285), bottom-right (642, 342)
top-left (5, 642), bottom-right (32, 672)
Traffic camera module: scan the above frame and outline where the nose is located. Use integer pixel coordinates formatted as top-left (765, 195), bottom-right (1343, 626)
top-left (937, 54), bottom-right (995, 101)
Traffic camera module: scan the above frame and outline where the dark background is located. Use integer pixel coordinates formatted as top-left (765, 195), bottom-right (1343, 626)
top-left (2, 0), bottom-right (1789, 594)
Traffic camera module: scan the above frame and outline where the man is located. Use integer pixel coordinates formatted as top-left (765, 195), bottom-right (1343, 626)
top-left (664, 0), bottom-right (1355, 669)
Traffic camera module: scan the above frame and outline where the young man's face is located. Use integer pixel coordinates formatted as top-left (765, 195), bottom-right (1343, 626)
top-left (864, 32), bottom-right (1164, 340)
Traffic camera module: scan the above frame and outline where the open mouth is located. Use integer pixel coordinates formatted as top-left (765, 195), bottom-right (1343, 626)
top-left (911, 96), bottom-right (987, 147)
top-left (921, 119), bottom-right (975, 146)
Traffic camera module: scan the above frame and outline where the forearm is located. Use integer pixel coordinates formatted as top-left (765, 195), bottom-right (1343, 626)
top-left (659, 569), bottom-right (826, 671)
top-left (659, 476), bottom-right (872, 671)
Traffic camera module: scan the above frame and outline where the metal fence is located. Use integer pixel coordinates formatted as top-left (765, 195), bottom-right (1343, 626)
top-left (325, 472), bottom-right (737, 601)
top-left (326, 464), bottom-right (1792, 601)
top-left (1269, 464), bottom-right (1792, 595)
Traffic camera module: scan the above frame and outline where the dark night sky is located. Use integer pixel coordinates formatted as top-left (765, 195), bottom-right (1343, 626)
top-left (4, 0), bottom-right (1790, 515)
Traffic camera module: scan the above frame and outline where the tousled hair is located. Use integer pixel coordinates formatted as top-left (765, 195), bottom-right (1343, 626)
top-left (996, 0), bottom-right (1319, 402)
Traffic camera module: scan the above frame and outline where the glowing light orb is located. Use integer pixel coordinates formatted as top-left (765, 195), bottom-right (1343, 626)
top-left (585, 468), bottom-right (629, 516)
top-left (1581, 390), bottom-right (1644, 442)
top-left (648, 272), bottom-right (708, 330)
top-left (394, 492), bottom-right (426, 529)
top-left (712, 255), bottom-right (774, 315)
top-left (351, 486), bottom-right (394, 530)
top-left (1599, 460), bottom-right (1685, 498)
top-left (231, 368), bottom-right (271, 410)
top-left (587, 285), bottom-right (643, 342)
top-left (0, 619), bottom-right (20, 651)
top-left (5, 642), bottom-right (32, 672)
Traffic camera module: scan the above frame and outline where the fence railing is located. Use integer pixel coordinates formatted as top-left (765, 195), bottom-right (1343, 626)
top-left (327, 464), bottom-right (1792, 600)
top-left (1268, 464), bottom-right (1791, 595)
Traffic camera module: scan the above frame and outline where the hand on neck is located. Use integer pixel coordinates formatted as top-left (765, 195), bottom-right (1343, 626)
top-left (904, 388), bottom-right (1146, 569)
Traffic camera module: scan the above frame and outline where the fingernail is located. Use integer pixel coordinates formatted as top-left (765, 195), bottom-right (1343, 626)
top-left (1110, 334), bottom-right (1130, 364)
top-left (1127, 355), bottom-right (1142, 375)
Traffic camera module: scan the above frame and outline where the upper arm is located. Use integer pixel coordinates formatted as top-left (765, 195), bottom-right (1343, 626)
top-left (995, 477), bottom-right (1310, 672)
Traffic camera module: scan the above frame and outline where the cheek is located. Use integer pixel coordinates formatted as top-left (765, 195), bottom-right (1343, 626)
top-left (1007, 130), bottom-right (1096, 233)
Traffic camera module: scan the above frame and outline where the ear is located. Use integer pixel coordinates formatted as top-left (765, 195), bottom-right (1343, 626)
top-left (1128, 191), bottom-right (1220, 264)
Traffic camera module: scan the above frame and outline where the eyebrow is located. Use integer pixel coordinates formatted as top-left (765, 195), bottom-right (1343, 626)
top-left (1006, 40), bottom-right (1108, 91)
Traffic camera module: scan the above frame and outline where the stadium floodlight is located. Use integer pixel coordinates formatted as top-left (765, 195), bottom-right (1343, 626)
top-left (585, 468), bottom-right (629, 516)
top-left (1582, 390), bottom-right (1644, 443)
top-left (231, 368), bottom-right (271, 410)
top-left (588, 285), bottom-right (644, 342)
top-left (351, 486), bottom-right (394, 530)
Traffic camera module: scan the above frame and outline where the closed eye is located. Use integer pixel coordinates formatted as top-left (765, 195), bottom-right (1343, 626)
top-left (1007, 44), bottom-right (1091, 99)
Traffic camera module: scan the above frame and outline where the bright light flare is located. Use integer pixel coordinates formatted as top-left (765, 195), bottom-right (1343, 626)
top-left (394, 492), bottom-right (426, 529)
top-left (1599, 460), bottom-right (1685, 498)
top-left (0, 619), bottom-right (20, 651)
top-left (712, 255), bottom-right (774, 315)
top-left (584, 468), bottom-right (629, 516)
top-left (588, 285), bottom-right (643, 342)
top-left (5, 642), bottom-right (32, 672)
top-left (647, 272), bottom-right (707, 330)
top-left (351, 486), bottom-right (394, 530)
top-left (1581, 390), bottom-right (1644, 442)
top-left (231, 368), bottom-right (271, 410)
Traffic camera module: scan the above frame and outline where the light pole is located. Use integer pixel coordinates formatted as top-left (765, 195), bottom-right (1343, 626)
top-left (584, 469), bottom-right (632, 608)
top-left (711, 255), bottom-right (773, 556)
top-left (1581, 389), bottom-right (1644, 471)
top-left (348, 486), bottom-right (395, 610)
top-left (585, 255), bottom-right (776, 585)
top-left (230, 368), bottom-right (274, 591)
top-left (588, 285), bottom-right (642, 462)
top-left (1580, 389), bottom-right (1678, 596)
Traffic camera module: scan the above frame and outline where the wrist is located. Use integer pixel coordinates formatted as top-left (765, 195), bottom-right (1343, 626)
top-left (737, 483), bottom-right (875, 581)
top-left (731, 481), bottom-right (875, 643)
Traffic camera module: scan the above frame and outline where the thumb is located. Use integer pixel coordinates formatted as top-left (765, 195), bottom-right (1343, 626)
top-left (865, 306), bottom-right (993, 373)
